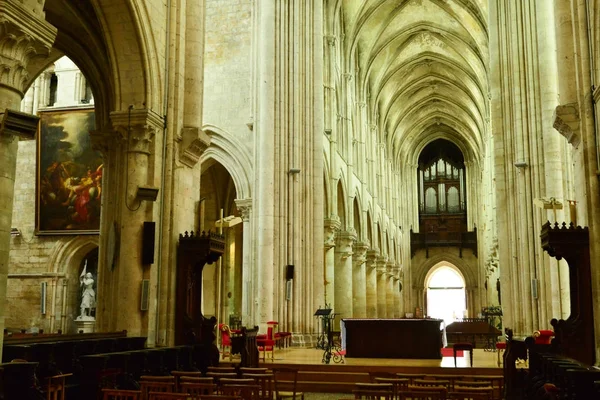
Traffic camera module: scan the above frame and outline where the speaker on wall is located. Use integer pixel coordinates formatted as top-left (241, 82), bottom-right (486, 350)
top-left (142, 221), bottom-right (156, 265)
top-left (285, 264), bottom-right (294, 280)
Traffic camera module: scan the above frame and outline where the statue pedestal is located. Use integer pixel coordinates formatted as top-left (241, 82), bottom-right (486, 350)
top-left (74, 318), bottom-right (96, 333)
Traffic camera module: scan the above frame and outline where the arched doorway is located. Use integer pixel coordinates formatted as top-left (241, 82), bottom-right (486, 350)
top-left (426, 265), bottom-right (466, 326)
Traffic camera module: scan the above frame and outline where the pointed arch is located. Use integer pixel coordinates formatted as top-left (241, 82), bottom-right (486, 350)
top-left (202, 124), bottom-right (253, 199)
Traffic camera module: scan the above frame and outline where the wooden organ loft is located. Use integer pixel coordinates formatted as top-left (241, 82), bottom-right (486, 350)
top-left (410, 139), bottom-right (477, 257)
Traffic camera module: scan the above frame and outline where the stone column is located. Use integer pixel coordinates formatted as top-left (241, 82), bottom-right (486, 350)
top-left (394, 274), bottom-right (402, 318)
top-left (334, 230), bottom-right (356, 323)
top-left (386, 262), bottom-right (395, 317)
top-left (107, 109), bottom-right (163, 336)
top-left (324, 217), bottom-right (340, 307)
top-left (235, 199), bottom-right (253, 326)
top-left (376, 256), bottom-right (388, 318)
top-left (0, 1), bottom-right (56, 360)
top-left (365, 250), bottom-right (379, 317)
top-left (351, 242), bottom-right (369, 318)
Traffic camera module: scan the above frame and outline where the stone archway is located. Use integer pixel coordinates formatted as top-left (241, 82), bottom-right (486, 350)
top-left (411, 251), bottom-right (479, 318)
top-left (47, 236), bottom-right (99, 333)
top-left (425, 263), bottom-right (466, 325)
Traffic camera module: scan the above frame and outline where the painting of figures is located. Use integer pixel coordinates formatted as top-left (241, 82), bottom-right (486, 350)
top-left (36, 109), bottom-right (102, 234)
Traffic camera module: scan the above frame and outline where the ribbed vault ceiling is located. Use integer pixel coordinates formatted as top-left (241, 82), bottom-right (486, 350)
top-left (340, 0), bottom-right (489, 165)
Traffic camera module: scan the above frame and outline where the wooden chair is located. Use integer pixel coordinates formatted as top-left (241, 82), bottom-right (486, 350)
top-left (398, 390), bottom-right (445, 400)
top-left (207, 372), bottom-right (238, 387)
top-left (148, 393), bottom-right (189, 400)
top-left (272, 367), bottom-right (304, 400)
top-left (239, 368), bottom-right (269, 374)
top-left (171, 371), bottom-right (203, 391)
top-left (46, 372), bottom-right (73, 400)
top-left (454, 380), bottom-right (492, 388)
top-left (373, 377), bottom-right (409, 399)
top-left (468, 376), bottom-right (503, 400)
top-left (219, 324), bottom-right (233, 360)
top-left (139, 376), bottom-right (175, 400)
top-left (207, 367), bottom-right (237, 373)
top-left (413, 379), bottom-right (450, 391)
top-left (395, 373), bottom-right (426, 384)
top-left (451, 386), bottom-right (493, 399)
top-left (423, 374), bottom-right (464, 390)
top-left (102, 388), bottom-right (141, 400)
top-left (406, 384), bottom-right (448, 398)
top-left (256, 327), bottom-right (276, 361)
top-left (219, 378), bottom-right (255, 387)
top-left (353, 385), bottom-right (393, 400)
top-left (220, 383), bottom-right (260, 400)
top-left (447, 391), bottom-right (492, 400)
top-left (180, 382), bottom-right (216, 396)
top-left (242, 373), bottom-right (273, 400)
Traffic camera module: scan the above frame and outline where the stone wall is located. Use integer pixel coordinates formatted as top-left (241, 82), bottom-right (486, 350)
top-left (203, 0), bottom-right (253, 141)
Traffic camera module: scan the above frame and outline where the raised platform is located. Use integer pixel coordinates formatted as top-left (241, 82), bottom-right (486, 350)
top-left (223, 347), bottom-right (502, 393)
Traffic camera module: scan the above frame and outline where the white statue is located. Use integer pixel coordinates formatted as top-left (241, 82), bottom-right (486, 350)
top-left (77, 261), bottom-right (96, 320)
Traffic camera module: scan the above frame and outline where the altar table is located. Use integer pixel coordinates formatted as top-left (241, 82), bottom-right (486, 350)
top-left (341, 318), bottom-right (444, 359)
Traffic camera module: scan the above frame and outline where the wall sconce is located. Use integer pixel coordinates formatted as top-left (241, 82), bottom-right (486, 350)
top-left (11, 228), bottom-right (21, 236)
top-left (136, 186), bottom-right (159, 202)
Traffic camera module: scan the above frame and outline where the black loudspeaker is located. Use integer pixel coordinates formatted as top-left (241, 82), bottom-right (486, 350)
top-left (142, 221), bottom-right (156, 264)
top-left (285, 264), bottom-right (294, 280)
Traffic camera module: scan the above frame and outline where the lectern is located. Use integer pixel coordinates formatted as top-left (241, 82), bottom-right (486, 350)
top-left (314, 308), bottom-right (333, 350)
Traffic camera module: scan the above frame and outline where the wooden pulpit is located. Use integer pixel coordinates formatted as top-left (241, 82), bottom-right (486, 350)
top-left (540, 221), bottom-right (595, 365)
top-left (175, 230), bottom-right (225, 350)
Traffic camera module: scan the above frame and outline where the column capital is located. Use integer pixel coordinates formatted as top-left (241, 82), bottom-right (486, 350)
top-left (177, 126), bottom-right (211, 168)
top-left (0, 2), bottom-right (57, 94)
top-left (335, 230), bottom-right (356, 259)
top-left (235, 198), bottom-right (252, 221)
top-left (352, 241), bottom-right (369, 265)
top-left (366, 249), bottom-right (380, 265)
top-left (89, 129), bottom-right (114, 156)
top-left (0, 109), bottom-right (38, 142)
top-left (110, 108), bottom-right (164, 155)
top-left (324, 216), bottom-right (341, 248)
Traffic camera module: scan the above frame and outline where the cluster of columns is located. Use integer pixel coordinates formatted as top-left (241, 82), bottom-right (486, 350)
top-left (324, 221), bottom-right (403, 322)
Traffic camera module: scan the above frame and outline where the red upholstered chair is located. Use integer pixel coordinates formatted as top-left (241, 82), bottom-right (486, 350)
top-left (219, 324), bottom-right (233, 360)
top-left (534, 330), bottom-right (554, 345)
top-left (257, 326), bottom-right (275, 361)
top-left (268, 321), bottom-right (292, 348)
top-left (495, 341), bottom-right (507, 366)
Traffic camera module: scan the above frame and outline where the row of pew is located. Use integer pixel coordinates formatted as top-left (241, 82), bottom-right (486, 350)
top-left (503, 329), bottom-right (600, 399)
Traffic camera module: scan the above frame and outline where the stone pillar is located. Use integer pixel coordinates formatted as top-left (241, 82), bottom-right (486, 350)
top-left (365, 250), bottom-right (379, 317)
top-left (376, 256), bottom-right (387, 318)
top-left (107, 109), bottom-right (163, 336)
top-left (235, 199), bottom-right (253, 326)
top-left (394, 275), bottom-right (402, 318)
top-left (351, 242), bottom-right (369, 317)
top-left (0, 1), bottom-right (56, 360)
top-left (254, 0), bottom-right (276, 325)
top-left (324, 217), bottom-right (340, 307)
top-left (386, 262), bottom-right (395, 317)
top-left (334, 230), bottom-right (356, 323)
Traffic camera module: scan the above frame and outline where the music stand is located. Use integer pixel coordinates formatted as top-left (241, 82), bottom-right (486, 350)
top-left (314, 309), bottom-right (332, 350)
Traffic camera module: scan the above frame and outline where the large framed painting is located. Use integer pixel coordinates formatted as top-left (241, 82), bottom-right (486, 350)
top-left (36, 108), bottom-right (102, 234)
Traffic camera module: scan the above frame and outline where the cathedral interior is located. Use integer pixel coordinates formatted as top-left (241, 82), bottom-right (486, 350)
top-left (1, 0), bottom-right (600, 383)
